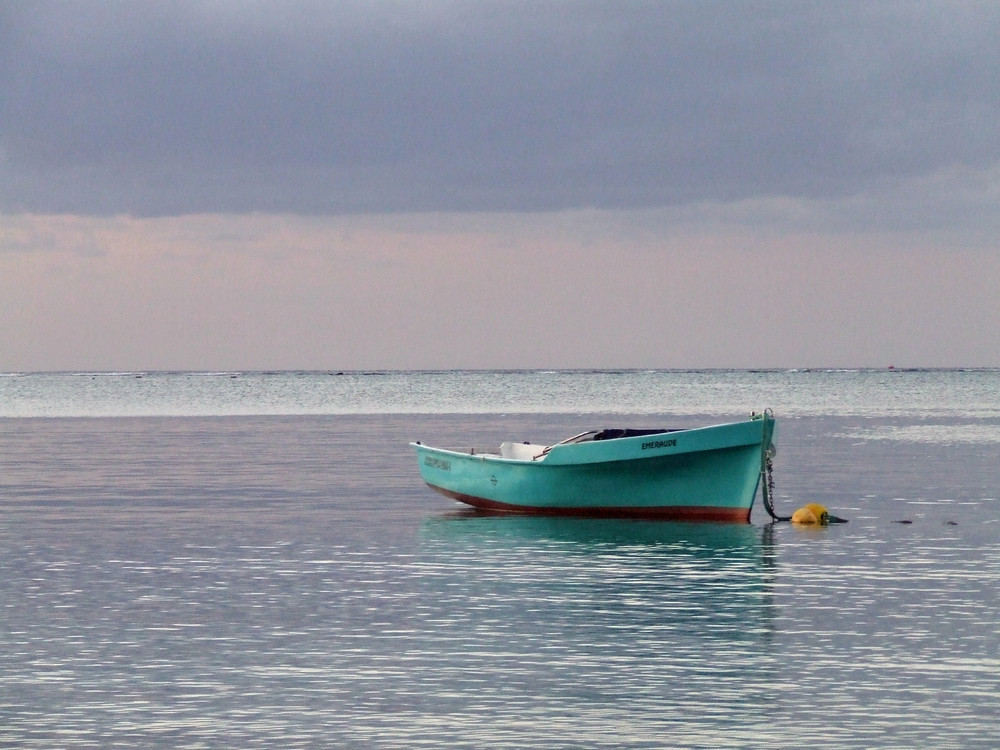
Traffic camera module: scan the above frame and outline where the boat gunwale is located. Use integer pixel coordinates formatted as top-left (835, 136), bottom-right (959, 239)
top-left (411, 417), bottom-right (768, 466)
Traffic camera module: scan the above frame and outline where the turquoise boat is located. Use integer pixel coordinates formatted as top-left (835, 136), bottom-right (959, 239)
top-left (411, 411), bottom-right (776, 522)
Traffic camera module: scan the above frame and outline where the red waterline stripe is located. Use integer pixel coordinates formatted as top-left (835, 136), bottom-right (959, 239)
top-left (428, 486), bottom-right (751, 523)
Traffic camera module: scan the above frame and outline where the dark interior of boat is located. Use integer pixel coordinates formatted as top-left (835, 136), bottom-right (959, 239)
top-left (590, 428), bottom-right (677, 441)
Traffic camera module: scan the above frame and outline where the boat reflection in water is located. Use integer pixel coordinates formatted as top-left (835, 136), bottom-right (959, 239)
top-left (419, 512), bottom-right (777, 646)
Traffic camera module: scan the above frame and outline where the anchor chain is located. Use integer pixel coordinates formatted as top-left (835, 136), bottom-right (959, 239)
top-left (760, 440), bottom-right (790, 522)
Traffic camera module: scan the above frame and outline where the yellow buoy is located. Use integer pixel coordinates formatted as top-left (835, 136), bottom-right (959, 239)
top-left (792, 503), bottom-right (830, 525)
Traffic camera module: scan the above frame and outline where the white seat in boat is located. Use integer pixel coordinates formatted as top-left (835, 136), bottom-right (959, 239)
top-left (500, 441), bottom-right (549, 460)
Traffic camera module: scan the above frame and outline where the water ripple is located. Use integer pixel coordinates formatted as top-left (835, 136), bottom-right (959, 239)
top-left (2, 412), bottom-right (999, 748)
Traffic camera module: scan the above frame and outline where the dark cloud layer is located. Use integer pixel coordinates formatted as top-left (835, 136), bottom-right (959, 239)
top-left (2, 1), bottom-right (998, 216)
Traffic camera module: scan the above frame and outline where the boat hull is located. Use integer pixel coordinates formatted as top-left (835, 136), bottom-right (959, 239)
top-left (412, 415), bottom-right (774, 522)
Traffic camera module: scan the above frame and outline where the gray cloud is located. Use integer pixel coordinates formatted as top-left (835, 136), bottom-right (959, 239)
top-left (2, 1), bottom-right (998, 218)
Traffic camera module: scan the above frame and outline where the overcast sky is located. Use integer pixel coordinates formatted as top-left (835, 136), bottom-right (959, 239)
top-left (2, 1), bottom-right (999, 370)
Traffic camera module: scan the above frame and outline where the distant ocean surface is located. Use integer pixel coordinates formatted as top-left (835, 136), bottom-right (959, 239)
top-left (4, 367), bottom-right (1000, 419)
top-left (2, 369), bottom-right (999, 748)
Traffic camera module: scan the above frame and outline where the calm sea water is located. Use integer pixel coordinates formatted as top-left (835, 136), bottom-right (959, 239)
top-left (1, 370), bottom-right (998, 748)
